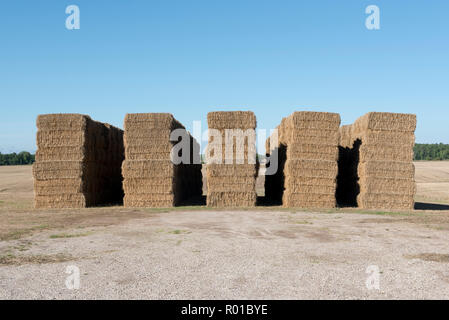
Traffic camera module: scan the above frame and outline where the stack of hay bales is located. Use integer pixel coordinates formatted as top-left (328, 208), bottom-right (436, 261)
top-left (206, 111), bottom-right (258, 207)
top-left (339, 112), bottom-right (416, 210)
top-left (265, 112), bottom-right (341, 208)
top-left (122, 113), bottom-right (202, 207)
top-left (33, 114), bottom-right (124, 208)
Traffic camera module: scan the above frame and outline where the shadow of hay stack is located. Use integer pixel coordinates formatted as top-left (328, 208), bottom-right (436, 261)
top-left (414, 202), bottom-right (449, 210)
top-left (336, 139), bottom-right (361, 207)
top-left (122, 113), bottom-right (202, 207)
top-left (33, 114), bottom-right (124, 208)
top-left (265, 112), bottom-right (341, 208)
top-left (206, 111), bottom-right (258, 207)
top-left (337, 112), bottom-right (416, 210)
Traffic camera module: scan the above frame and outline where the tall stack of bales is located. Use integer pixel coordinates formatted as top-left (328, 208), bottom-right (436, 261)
top-left (265, 112), bottom-right (341, 208)
top-left (122, 113), bottom-right (202, 207)
top-left (33, 114), bottom-right (124, 208)
top-left (206, 111), bottom-right (258, 207)
top-left (338, 112), bottom-right (416, 210)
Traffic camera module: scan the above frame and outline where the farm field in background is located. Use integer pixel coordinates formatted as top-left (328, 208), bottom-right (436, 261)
top-left (2, 161), bottom-right (449, 211)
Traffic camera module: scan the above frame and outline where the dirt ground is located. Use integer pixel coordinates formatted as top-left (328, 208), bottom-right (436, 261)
top-left (0, 163), bottom-right (448, 299)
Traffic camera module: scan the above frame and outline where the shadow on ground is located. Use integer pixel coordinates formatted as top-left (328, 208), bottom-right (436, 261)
top-left (415, 202), bottom-right (449, 211)
top-left (177, 195), bottom-right (207, 206)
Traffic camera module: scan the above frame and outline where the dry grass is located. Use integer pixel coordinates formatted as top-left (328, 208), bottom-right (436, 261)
top-left (404, 253), bottom-right (449, 263)
top-left (0, 253), bottom-right (74, 266)
top-left (414, 161), bottom-right (449, 204)
top-left (49, 232), bottom-right (92, 239)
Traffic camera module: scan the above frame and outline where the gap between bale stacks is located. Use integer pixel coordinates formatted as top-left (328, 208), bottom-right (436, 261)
top-left (265, 111), bottom-right (341, 208)
top-left (33, 114), bottom-right (124, 208)
top-left (336, 112), bottom-right (417, 210)
top-left (206, 111), bottom-right (258, 207)
top-left (122, 113), bottom-right (202, 207)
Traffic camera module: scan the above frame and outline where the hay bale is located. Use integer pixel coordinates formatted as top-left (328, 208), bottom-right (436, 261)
top-left (207, 111), bottom-right (256, 129)
top-left (122, 113), bottom-right (202, 208)
top-left (206, 111), bottom-right (258, 207)
top-left (264, 111), bottom-right (341, 208)
top-left (337, 112), bottom-right (416, 210)
top-left (33, 114), bottom-right (125, 208)
top-left (207, 192), bottom-right (257, 207)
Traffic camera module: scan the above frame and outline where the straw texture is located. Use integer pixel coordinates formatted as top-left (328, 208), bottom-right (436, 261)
top-left (33, 114), bottom-right (124, 208)
top-left (265, 111), bottom-right (341, 208)
top-left (338, 112), bottom-right (416, 210)
top-left (206, 111), bottom-right (258, 207)
top-left (122, 113), bottom-right (202, 207)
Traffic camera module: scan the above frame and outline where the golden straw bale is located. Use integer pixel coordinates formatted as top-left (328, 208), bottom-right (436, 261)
top-left (122, 160), bottom-right (175, 178)
top-left (359, 112), bottom-right (417, 132)
top-left (206, 191), bottom-right (257, 207)
top-left (123, 198), bottom-right (175, 208)
top-left (33, 113), bottom-right (124, 208)
top-left (282, 194), bottom-right (336, 208)
top-left (287, 144), bottom-right (339, 161)
top-left (206, 183), bottom-right (255, 193)
top-left (284, 176), bottom-right (337, 187)
top-left (123, 181), bottom-right (174, 194)
top-left (264, 111), bottom-right (340, 208)
top-left (34, 180), bottom-right (85, 195)
top-left (206, 164), bottom-right (257, 177)
top-left (206, 111), bottom-right (258, 207)
top-left (122, 113), bottom-right (202, 207)
top-left (36, 114), bottom-right (89, 131)
top-left (36, 130), bottom-right (85, 147)
top-left (285, 131), bottom-right (340, 146)
top-left (124, 129), bottom-right (173, 139)
top-left (207, 111), bottom-right (256, 129)
top-left (359, 145), bottom-right (414, 162)
top-left (35, 199), bottom-right (87, 209)
top-left (359, 178), bottom-right (416, 195)
top-left (337, 112), bottom-right (416, 210)
top-left (285, 159), bottom-right (338, 173)
top-left (124, 193), bottom-right (175, 202)
top-left (124, 113), bottom-right (184, 131)
top-left (358, 161), bottom-right (415, 179)
top-left (206, 176), bottom-right (256, 185)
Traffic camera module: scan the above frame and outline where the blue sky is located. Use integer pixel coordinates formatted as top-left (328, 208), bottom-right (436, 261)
top-left (1, 0), bottom-right (448, 153)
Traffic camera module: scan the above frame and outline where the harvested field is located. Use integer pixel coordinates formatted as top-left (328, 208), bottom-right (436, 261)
top-left (33, 114), bottom-right (124, 208)
top-left (1, 165), bottom-right (449, 299)
top-left (265, 112), bottom-right (341, 208)
top-left (206, 111), bottom-right (258, 207)
top-left (337, 112), bottom-right (416, 210)
top-left (122, 113), bottom-right (202, 207)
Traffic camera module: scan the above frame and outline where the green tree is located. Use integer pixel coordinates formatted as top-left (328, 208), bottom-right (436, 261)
top-left (0, 152), bottom-right (35, 165)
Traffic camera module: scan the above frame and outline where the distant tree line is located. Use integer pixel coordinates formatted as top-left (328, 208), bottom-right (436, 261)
top-left (414, 144), bottom-right (449, 161)
top-left (0, 152), bottom-right (35, 165)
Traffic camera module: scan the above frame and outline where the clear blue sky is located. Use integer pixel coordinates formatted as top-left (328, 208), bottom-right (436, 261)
top-left (1, 0), bottom-right (448, 153)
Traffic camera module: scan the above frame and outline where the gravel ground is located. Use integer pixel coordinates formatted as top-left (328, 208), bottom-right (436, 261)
top-left (1, 210), bottom-right (448, 299)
